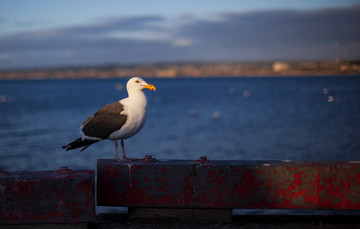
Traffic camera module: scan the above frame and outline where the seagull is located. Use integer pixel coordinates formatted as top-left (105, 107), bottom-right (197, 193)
top-left (62, 77), bottom-right (156, 161)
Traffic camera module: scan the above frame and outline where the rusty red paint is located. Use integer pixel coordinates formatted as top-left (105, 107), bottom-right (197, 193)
top-left (97, 159), bottom-right (196, 207)
top-left (198, 156), bottom-right (210, 163)
top-left (97, 159), bottom-right (360, 210)
top-left (142, 155), bottom-right (157, 162)
top-left (0, 168), bottom-right (95, 225)
top-left (207, 169), bottom-right (227, 184)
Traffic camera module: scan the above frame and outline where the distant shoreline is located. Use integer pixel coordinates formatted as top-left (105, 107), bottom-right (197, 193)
top-left (0, 60), bottom-right (359, 80)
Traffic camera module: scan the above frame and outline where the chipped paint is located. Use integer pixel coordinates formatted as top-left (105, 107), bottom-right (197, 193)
top-left (0, 167), bottom-right (95, 224)
top-left (97, 159), bottom-right (360, 210)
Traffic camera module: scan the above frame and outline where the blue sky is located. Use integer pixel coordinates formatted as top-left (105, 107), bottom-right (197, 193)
top-left (0, 0), bottom-right (360, 69)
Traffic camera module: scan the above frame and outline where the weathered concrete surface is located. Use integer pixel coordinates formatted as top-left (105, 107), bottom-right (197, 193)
top-left (0, 167), bottom-right (95, 224)
top-left (97, 159), bottom-right (360, 209)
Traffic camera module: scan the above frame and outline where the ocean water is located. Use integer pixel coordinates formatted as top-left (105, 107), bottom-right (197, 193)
top-left (0, 76), bottom-right (360, 172)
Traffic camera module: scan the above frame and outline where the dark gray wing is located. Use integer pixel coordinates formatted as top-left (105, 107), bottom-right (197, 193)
top-left (81, 102), bottom-right (127, 139)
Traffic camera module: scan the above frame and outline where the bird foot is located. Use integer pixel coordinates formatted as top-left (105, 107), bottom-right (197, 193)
top-left (115, 157), bottom-right (141, 162)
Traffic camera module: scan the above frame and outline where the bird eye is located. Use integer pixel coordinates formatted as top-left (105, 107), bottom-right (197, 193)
top-left (135, 80), bottom-right (140, 83)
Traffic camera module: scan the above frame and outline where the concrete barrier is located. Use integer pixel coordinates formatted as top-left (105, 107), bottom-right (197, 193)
top-left (97, 157), bottom-right (360, 209)
top-left (0, 167), bottom-right (95, 225)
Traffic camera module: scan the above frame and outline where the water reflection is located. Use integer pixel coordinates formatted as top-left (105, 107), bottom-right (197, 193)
top-left (115, 83), bottom-right (123, 91)
top-left (323, 88), bottom-right (328, 94)
top-left (243, 90), bottom-right (250, 97)
top-left (0, 95), bottom-right (6, 103)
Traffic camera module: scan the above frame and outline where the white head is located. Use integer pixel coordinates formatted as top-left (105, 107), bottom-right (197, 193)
top-left (126, 77), bottom-right (156, 92)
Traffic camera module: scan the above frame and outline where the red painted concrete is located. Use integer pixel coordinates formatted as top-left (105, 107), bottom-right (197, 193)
top-left (0, 167), bottom-right (95, 224)
top-left (97, 158), bottom-right (360, 209)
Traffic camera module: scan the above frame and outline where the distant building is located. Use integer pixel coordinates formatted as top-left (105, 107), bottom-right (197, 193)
top-left (156, 69), bottom-right (177, 77)
top-left (273, 62), bottom-right (290, 72)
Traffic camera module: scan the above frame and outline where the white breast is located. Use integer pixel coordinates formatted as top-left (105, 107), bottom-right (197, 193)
top-left (108, 95), bottom-right (147, 140)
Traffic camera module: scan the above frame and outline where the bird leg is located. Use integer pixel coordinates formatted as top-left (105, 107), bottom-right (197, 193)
top-left (114, 139), bottom-right (140, 162)
top-left (115, 139), bottom-right (129, 162)
top-left (121, 139), bottom-right (130, 161)
top-left (114, 140), bottom-right (120, 161)
top-left (114, 139), bottom-right (131, 162)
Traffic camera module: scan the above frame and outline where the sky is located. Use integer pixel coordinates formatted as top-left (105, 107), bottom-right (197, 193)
top-left (0, 0), bottom-right (360, 70)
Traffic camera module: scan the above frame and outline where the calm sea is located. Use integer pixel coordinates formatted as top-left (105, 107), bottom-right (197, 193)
top-left (0, 76), bottom-right (360, 172)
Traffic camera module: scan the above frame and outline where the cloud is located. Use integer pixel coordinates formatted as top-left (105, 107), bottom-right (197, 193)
top-left (0, 5), bottom-right (359, 69)
top-left (172, 39), bottom-right (193, 47)
top-left (0, 53), bottom-right (9, 60)
top-left (65, 16), bottom-right (164, 38)
top-left (176, 5), bottom-right (360, 60)
top-left (0, 16), bottom-right (169, 54)
top-left (13, 19), bottom-right (52, 28)
top-left (32, 16), bottom-right (165, 38)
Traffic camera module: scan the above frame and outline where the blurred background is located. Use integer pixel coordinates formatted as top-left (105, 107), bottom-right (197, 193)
top-left (0, 0), bottom-right (360, 173)
top-left (0, 0), bottom-right (360, 70)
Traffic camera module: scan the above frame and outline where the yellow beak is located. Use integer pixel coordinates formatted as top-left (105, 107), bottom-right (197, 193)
top-left (144, 83), bottom-right (156, 91)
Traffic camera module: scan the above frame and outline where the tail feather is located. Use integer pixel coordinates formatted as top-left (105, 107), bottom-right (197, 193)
top-left (62, 138), bottom-right (100, 152)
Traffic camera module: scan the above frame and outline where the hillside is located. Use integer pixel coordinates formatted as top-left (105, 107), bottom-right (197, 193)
top-left (0, 60), bottom-right (359, 80)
